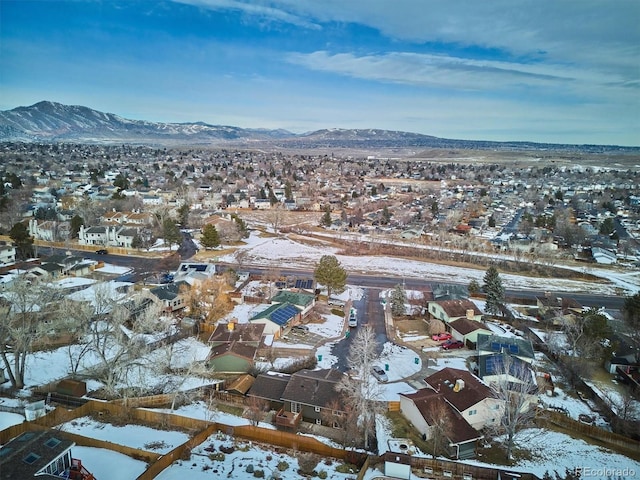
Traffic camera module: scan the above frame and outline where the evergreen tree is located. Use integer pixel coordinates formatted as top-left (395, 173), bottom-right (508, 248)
top-left (622, 293), bottom-right (640, 362)
top-left (390, 284), bottom-right (407, 317)
top-left (177, 203), bottom-right (190, 227)
top-left (321, 205), bottom-right (332, 227)
top-left (131, 232), bottom-right (143, 250)
top-left (468, 279), bottom-right (481, 296)
top-left (9, 222), bottom-right (34, 260)
top-left (162, 218), bottom-right (182, 250)
top-left (70, 214), bottom-right (84, 239)
top-left (482, 266), bottom-right (505, 316)
top-left (231, 213), bottom-right (249, 238)
top-left (314, 255), bottom-right (347, 298)
top-left (381, 205), bottom-right (391, 225)
top-left (201, 224), bottom-right (220, 249)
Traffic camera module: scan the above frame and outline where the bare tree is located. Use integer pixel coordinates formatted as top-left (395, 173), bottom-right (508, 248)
top-left (486, 354), bottom-right (539, 461)
top-left (0, 277), bottom-right (62, 388)
top-left (320, 396), bottom-right (360, 449)
top-left (428, 400), bottom-right (452, 458)
top-left (336, 324), bottom-right (386, 449)
top-left (243, 396), bottom-right (269, 427)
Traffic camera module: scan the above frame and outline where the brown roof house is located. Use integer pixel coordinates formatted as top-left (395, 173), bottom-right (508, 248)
top-left (428, 299), bottom-right (483, 324)
top-left (399, 389), bottom-right (482, 460)
top-left (277, 368), bottom-right (345, 429)
top-left (208, 322), bottom-right (265, 347)
top-left (207, 342), bottom-right (257, 374)
top-left (247, 371), bottom-right (292, 410)
top-left (448, 317), bottom-right (493, 346)
top-left (424, 367), bottom-right (503, 431)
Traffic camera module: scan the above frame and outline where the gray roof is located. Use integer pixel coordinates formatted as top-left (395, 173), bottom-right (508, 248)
top-left (0, 430), bottom-right (74, 480)
top-left (280, 368), bottom-right (344, 409)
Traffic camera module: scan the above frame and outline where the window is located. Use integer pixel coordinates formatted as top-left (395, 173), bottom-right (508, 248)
top-left (23, 452), bottom-right (40, 465)
top-left (468, 409), bottom-right (477, 416)
top-left (332, 410), bottom-right (343, 417)
top-left (291, 402), bottom-right (300, 414)
top-left (314, 406), bottom-right (321, 413)
top-left (315, 418), bottom-right (322, 425)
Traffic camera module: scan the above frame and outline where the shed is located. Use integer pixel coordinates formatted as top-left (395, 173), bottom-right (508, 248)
top-left (56, 379), bottom-right (87, 397)
top-left (384, 452), bottom-right (412, 480)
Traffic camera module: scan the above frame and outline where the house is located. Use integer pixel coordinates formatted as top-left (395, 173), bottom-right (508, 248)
top-left (247, 372), bottom-right (291, 411)
top-left (173, 262), bottom-right (217, 284)
top-left (208, 322), bottom-right (265, 347)
top-left (424, 367), bottom-right (503, 430)
top-left (0, 244), bottom-right (16, 264)
top-left (477, 334), bottom-right (536, 366)
top-left (249, 302), bottom-right (301, 337)
top-left (0, 429), bottom-right (95, 479)
top-left (278, 368), bottom-right (345, 429)
top-left (399, 388), bottom-right (483, 460)
top-left (536, 293), bottom-right (583, 320)
top-left (207, 341), bottom-right (257, 373)
top-left (428, 299), bottom-right (483, 324)
top-left (448, 317), bottom-right (493, 346)
top-left (271, 290), bottom-right (316, 316)
top-left (148, 281), bottom-right (190, 312)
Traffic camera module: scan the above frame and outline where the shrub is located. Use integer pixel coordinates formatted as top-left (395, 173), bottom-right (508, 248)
top-left (277, 461), bottom-right (289, 471)
top-left (318, 470), bottom-right (328, 479)
top-left (253, 469), bottom-right (265, 478)
top-left (279, 355), bottom-right (317, 374)
top-left (297, 452), bottom-right (320, 475)
top-left (246, 464), bottom-right (254, 473)
top-left (219, 445), bottom-right (235, 454)
top-left (209, 452), bottom-right (225, 461)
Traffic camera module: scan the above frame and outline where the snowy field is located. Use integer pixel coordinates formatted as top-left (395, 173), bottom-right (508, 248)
top-left (219, 231), bottom-right (640, 295)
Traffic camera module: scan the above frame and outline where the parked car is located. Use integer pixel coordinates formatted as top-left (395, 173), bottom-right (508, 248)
top-left (292, 325), bottom-right (309, 333)
top-left (431, 332), bottom-right (452, 341)
top-left (441, 339), bottom-right (465, 350)
top-left (371, 365), bottom-right (388, 383)
top-left (348, 308), bottom-right (358, 327)
top-left (95, 249), bottom-right (108, 255)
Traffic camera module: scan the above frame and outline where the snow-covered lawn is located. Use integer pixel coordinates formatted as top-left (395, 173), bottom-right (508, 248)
top-left (156, 431), bottom-right (358, 480)
top-left (72, 446), bottom-right (148, 479)
top-left (467, 428), bottom-right (640, 479)
top-left (59, 416), bottom-right (190, 453)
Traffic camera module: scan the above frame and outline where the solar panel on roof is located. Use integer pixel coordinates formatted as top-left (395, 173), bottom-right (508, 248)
top-left (275, 281), bottom-right (286, 289)
top-left (509, 344), bottom-right (519, 354)
top-left (295, 279), bottom-right (303, 288)
top-left (194, 265), bottom-right (207, 271)
top-left (491, 342), bottom-right (501, 352)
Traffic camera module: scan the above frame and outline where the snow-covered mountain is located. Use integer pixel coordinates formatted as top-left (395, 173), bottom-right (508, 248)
top-left (0, 101), bottom-right (637, 152)
top-left (0, 101), bottom-right (295, 144)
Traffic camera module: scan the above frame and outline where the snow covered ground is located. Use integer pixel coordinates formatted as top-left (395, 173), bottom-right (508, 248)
top-left (219, 231), bottom-right (640, 295)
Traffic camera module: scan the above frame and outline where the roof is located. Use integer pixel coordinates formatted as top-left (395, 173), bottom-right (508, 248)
top-left (208, 323), bottom-right (265, 344)
top-left (477, 353), bottom-right (535, 382)
top-left (448, 318), bottom-right (491, 336)
top-left (0, 430), bottom-right (74, 480)
top-left (271, 290), bottom-right (315, 307)
top-left (430, 299), bottom-right (482, 318)
top-left (247, 372), bottom-right (291, 402)
top-left (280, 368), bottom-right (344, 409)
top-left (424, 367), bottom-right (493, 412)
top-left (250, 302), bottom-right (300, 326)
top-left (208, 341), bottom-right (257, 362)
top-left (476, 334), bottom-right (535, 360)
top-left (400, 389), bottom-right (483, 445)
top-left (226, 374), bottom-right (255, 395)
top-left (149, 281), bottom-right (190, 301)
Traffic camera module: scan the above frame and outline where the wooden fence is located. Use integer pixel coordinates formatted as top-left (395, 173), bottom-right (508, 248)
top-left (410, 457), bottom-right (540, 480)
top-left (537, 409), bottom-right (640, 459)
top-left (388, 401), bottom-right (401, 412)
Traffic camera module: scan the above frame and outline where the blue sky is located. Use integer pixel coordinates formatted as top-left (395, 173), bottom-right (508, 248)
top-left (1, 0), bottom-right (639, 146)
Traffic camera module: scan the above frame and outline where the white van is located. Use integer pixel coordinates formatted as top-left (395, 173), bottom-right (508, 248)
top-left (348, 308), bottom-right (358, 327)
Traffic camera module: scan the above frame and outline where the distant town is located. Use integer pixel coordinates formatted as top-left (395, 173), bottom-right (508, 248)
top-left (0, 126), bottom-right (639, 479)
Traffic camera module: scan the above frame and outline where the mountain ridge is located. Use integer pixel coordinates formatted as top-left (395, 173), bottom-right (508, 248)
top-left (0, 101), bottom-right (637, 153)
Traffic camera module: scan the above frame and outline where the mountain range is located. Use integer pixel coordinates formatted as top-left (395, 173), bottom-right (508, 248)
top-left (0, 101), bottom-right (637, 153)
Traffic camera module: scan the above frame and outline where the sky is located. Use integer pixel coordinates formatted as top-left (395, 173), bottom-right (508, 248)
top-left (1, 1), bottom-right (639, 146)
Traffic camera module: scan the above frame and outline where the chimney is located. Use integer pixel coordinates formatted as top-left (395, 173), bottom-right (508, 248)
top-left (453, 379), bottom-right (465, 392)
top-left (227, 322), bottom-right (235, 332)
top-left (466, 309), bottom-right (474, 320)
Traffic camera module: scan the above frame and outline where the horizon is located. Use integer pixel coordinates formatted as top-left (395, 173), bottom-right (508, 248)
top-left (1, 1), bottom-right (639, 147)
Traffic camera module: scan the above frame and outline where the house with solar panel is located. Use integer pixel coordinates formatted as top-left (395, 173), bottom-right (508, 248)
top-left (270, 290), bottom-right (316, 317)
top-left (476, 334), bottom-right (537, 387)
top-left (249, 303), bottom-right (301, 337)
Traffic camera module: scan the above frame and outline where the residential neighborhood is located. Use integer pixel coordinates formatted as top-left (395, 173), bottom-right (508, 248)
top-left (0, 141), bottom-right (639, 480)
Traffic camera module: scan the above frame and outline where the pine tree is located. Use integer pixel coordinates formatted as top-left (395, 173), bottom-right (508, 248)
top-left (9, 222), bottom-right (34, 260)
top-left (314, 255), bottom-right (347, 298)
top-left (390, 284), bottom-right (407, 317)
top-left (321, 205), bottom-right (332, 227)
top-left (201, 224), bottom-right (220, 249)
top-left (482, 265), bottom-right (505, 316)
top-left (162, 218), bottom-right (182, 250)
